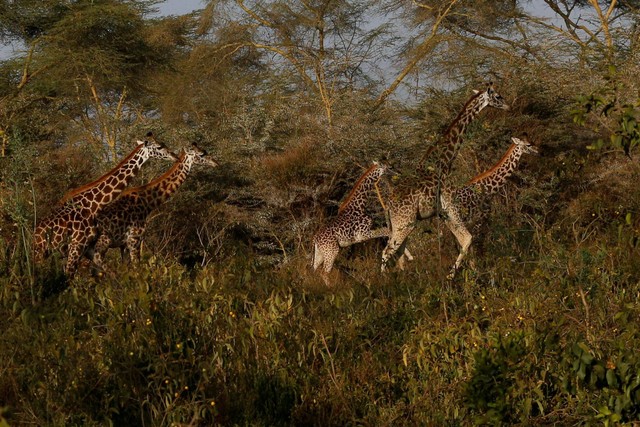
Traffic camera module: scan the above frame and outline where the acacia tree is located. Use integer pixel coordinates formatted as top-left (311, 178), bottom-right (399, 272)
top-left (516, 0), bottom-right (638, 64)
top-left (0, 0), bottom-right (189, 160)
top-left (200, 0), bottom-right (391, 125)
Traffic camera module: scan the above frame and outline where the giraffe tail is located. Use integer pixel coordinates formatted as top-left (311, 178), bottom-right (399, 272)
top-left (312, 241), bottom-right (323, 271)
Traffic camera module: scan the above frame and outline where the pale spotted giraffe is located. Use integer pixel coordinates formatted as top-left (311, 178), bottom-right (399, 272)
top-left (88, 143), bottom-right (218, 268)
top-left (33, 133), bottom-right (178, 277)
top-left (440, 135), bottom-right (538, 277)
top-left (313, 161), bottom-right (411, 284)
top-left (381, 83), bottom-right (510, 272)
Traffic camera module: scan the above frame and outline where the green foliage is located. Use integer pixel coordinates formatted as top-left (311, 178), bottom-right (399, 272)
top-left (2, 2), bottom-right (640, 425)
top-left (465, 333), bottom-right (527, 423)
top-left (572, 66), bottom-right (640, 156)
top-left (561, 308), bottom-right (640, 424)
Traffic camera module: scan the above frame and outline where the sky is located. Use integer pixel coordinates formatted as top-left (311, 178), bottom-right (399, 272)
top-left (154, 0), bottom-right (205, 17)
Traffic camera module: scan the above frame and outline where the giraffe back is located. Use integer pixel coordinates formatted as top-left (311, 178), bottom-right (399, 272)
top-left (467, 136), bottom-right (538, 193)
top-left (91, 143), bottom-right (219, 259)
top-left (338, 162), bottom-right (387, 214)
top-left (59, 135), bottom-right (177, 211)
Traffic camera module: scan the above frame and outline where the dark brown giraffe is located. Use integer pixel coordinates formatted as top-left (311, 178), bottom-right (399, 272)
top-left (380, 83), bottom-right (510, 272)
top-left (33, 133), bottom-right (178, 277)
top-left (88, 143), bottom-right (218, 268)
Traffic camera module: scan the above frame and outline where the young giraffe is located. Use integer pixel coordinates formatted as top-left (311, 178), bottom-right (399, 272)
top-left (313, 161), bottom-right (411, 284)
top-left (381, 83), bottom-right (510, 272)
top-left (33, 133), bottom-right (178, 277)
top-left (88, 143), bottom-right (218, 268)
top-left (440, 135), bottom-right (538, 277)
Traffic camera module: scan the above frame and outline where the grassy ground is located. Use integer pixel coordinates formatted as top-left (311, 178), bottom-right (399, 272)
top-left (1, 213), bottom-right (639, 426)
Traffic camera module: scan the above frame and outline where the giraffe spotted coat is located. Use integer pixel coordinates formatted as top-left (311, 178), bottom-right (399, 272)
top-left (439, 136), bottom-right (538, 277)
top-left (381, 83), bottom-right (511, 273)
top-left (33, 133), bottom-right (177, 277)
top-left (313, 161), bottom-right (400, 283)
top-left (88, 143), bottom-right (218, 268)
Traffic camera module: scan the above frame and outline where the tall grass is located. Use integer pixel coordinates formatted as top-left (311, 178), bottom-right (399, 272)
top-left (1, 216), bottom-right (639, 425)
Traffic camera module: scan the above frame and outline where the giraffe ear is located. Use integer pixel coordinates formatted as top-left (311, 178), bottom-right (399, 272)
top-left (136, 140), bottom-right (145, 146)
top-left (472, 90), bottom-right (480, 94)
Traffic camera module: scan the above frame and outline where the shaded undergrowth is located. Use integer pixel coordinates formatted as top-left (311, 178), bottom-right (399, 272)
top-left (1, 221), bottom-right (639, 425)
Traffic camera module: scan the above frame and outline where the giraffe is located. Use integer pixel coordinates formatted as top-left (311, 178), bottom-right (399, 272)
top-left (380, 83), bottom-right (510, 272)
top-left (33, 133), bottom-right (178, 277)
top-left (312, 161), bottom-right (413, 284)
top-left (440, 135), bottom-right (538, 277)
top-left (88, 143), bottom-right (218, 268)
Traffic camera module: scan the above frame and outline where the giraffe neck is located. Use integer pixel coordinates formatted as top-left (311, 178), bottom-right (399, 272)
top-left (61, 144), bottom-right (149, 211)
top-left (422, 92), bottom-right (487, 181)
top-left (467, 143), bottom-right (524, 194)
top-left (122, 151), bottom-right (194, 210)
top-left (338, 164), bottom-right (384, 214)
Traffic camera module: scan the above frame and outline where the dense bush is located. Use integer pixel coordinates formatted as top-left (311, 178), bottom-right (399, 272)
top-left (2, 1), bottom-right (640, 424)
top-left (1, 228), bottom-right (639, 425)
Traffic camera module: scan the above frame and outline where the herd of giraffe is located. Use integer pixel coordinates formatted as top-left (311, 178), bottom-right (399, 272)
top-left (313, 83), bottom-right (539, 284)
top-left (33, 133), bottom-right (218, 278)
top-left (33, 83), bottom-right (536, 285)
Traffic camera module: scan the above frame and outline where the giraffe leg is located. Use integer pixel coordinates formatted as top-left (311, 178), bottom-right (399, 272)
top-left (33, 225), bottom-right (48, 263)
top-left (65, 231), bottom-right (90, 278)
top-left (366, 227), bottom-right (390, 240)
top-left (396, 246), bottom-right (415, 270)
top-left (443, 210), bottom-right (473, 280)
top-left (34, 220), bottom-right (64, 263)
top-left (353, 226), bottom-right (411, 270)
top-left (312, 241), bottom-right (324, 272)
top-left (319, 241), bottom-right (339, 286)
top-left (126, 228), bottom-right (144, 264)
top-left (381, 224), bottom-right (415, 272)
top-left (92, 234), bottom-right (112, 270)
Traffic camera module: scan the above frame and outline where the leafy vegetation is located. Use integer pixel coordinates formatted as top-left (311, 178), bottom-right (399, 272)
top-left (1, 0), bottom-right (640, 425)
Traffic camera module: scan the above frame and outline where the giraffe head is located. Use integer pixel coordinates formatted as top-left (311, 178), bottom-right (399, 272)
top-left (184, 143), bottom-right (219, 168)
top-left (475, 82), bottom-right (510, 111)
top-left (137, 132), bottom-right (179, 162)
top-left (511, 135), bottom-right (539, 155)
top-left (370, 160), bottom-right (389, 179)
